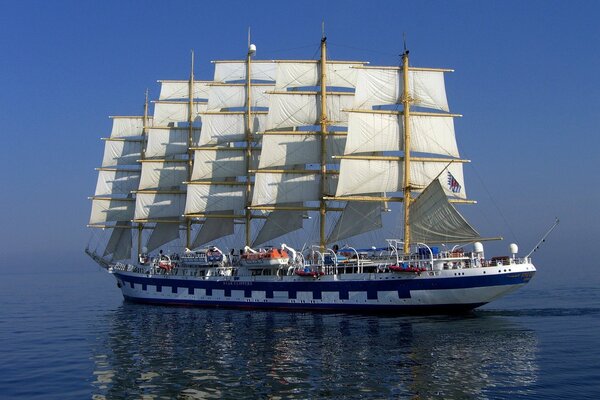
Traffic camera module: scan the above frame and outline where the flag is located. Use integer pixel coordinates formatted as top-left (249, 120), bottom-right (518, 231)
top-left (447, 171), bottom-right (462, 193)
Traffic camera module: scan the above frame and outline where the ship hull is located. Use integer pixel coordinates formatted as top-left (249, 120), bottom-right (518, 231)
top-left (110, 263), bottom-right (535, 314)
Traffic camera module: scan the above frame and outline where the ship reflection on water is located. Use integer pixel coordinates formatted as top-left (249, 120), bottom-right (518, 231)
top-left (91, 305), bottom-right (538, 398)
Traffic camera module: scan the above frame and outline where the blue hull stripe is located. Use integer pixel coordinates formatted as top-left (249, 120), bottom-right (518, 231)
top-left (123, 294), bottom-right (487, 314)
top-left (115, 271), bottom-right (534, 295)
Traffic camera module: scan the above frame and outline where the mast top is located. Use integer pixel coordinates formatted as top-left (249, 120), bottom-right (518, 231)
top-left (248, 27), bottom-right (256, 55)
top-left (190, 50), bottom-right (195, 80)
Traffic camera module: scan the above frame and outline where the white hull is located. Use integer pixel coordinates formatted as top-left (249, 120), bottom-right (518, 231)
top-left (108, 262), bottom-right (536, 313)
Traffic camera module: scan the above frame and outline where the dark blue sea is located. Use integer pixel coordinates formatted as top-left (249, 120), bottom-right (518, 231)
top-left (1, 262), bottom-right (599, 399)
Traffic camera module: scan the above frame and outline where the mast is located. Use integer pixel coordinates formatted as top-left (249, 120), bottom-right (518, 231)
top-left (186, 50), bottom-right (195, 250)
top-left (139, 89), bottom-right (149, 256)
top-left (319, 33), bottom-right (328, 252)
top-left (401, 50), bottom-right (411, 254)
top-left (245, 32), bottom-right (254, 247)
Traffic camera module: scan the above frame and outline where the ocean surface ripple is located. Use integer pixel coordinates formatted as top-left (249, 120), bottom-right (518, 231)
top-left (1, 269), bottom-right (599, 399)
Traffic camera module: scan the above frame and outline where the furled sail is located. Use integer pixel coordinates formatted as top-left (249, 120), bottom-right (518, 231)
top-left (409, 179), bottom-right (480, 244)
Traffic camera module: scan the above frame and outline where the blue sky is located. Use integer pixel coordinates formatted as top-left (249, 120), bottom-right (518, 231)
top-left (1, 0), bottom-right (598, 287)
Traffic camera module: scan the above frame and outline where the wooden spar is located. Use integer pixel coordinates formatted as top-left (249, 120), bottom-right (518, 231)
top-left (402, 50), bottom-right (411, 254)
top-left (138, 159), bottom-right (188, 163)
top-left (89, 196), bottom-right (135, 202)
top-left (251, 169), bottom-right (339, 174)
top-left (333, 155), bottom-right (470, 163)
top-left (101, 137), bottom-right (143, 142)
top-left (345, 108), bottom-right (462, 118)
top-left (185, 51), bottom-right (195, 250)
top-left (138, 90), bottom-right (150, 255)
top-left (258, 130), bottom-right (347, 136)
top-left (324, 195), bottom-right (404, 202)
top-left (319, 34), bottom-right (328, 252)
top-left (248, 205), bottom-right (344, 212)
top-left (135, 190), bottom-right (186, 194)
top-left (245, 39), bottom-right (253, 247)
top-left (185, 180), bottom-right (247, 186)
top-left (267, 90), bottom-right (354, 96)
top-left (200, 110), bottom-right (268, 115)
top-left (190, 146), bottom-right (261, 151)
top-left (354, 65), bottom-right (454, 73)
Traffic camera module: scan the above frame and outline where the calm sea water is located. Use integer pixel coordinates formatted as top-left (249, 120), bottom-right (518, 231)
top-left (1, 264), bottom-right (599, 399)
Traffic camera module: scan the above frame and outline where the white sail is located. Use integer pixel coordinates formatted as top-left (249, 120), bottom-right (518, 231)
top-left (146, 222), bottom-right (181, 252)
top-left (101, 139), bottom-right (142, 167)
top-left (104, 223), bottom-right (132, 260)
top-left (213, 61), bottom-right (276, 82)
top-left (138, 161), bottom-right (187, 190)
top-left (134, 192), bottom-right (186, 220)
top-left (252, 173), bottom-right (337, 205)
top-left (354, 67), bottom-right (449, 112)
top-left (192, 149), bottom-right (256, 180)
top-left (409, 179), bottom-right (480, 244)
top-left (252, 208), bottom-right (304, 246)
top-left (145, 127), bottom-right (201, 158)
top-left (207, 84), bottom-right (274, 111)
top-left (274, 61), bottom-right (365, 90)
top-left (258, 134), bottom-right (346, 168)
top-left (89, 198), bottom-right (135, 225)
top-left (153, 102), bottom-right (207, 126)
top-left (198, 112), bottom-right (267, 145)
top-left (344, 112), bottom-right (459, 157)
top-left (327, 201), bottom-right (383, 244)
top-left (109, 117), bottom-right (147, 138)
top-left (266, 92), bottom-right (353, 130)
top-left (185, 184), bottom-right (245, 214)
top-left (158, 80), bottom-right (210, 100)
top-left (192, 212), bottom-right (235, 249)
top-left (336, 159), bottom-right (466, 199)
top-left (94, 169), bottom-right (141, 197)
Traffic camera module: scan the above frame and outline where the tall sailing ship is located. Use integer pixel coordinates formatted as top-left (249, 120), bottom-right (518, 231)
top-left (86, 36), bottom-right (536, 313)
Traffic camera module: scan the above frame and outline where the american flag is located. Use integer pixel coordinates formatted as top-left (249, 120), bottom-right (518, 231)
top-left (447, 171), bottom-right (462, 193)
